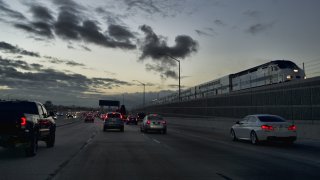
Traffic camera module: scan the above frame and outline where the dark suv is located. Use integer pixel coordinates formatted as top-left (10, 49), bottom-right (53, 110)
top-left (0, 101), bottom-right (56, 157)
top-left (103, 112), bottom-right (124, 132)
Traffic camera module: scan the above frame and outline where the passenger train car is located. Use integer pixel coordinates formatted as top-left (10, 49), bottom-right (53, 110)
top-left (155, 60), bottom-right (305, 104)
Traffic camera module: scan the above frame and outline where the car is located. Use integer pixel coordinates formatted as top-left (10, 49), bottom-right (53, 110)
top-left (84, 115), bottom-right (95, 123)
top-left (140, 114), bottom-right (167, 134)
top-left (66, 113), bottom-right (76, 119)
top-left (230, 114), bottom-right (297, 145)
top-left (103, 112), bottom-right (124, 132)
top-left (126, 115), bottom-right (138, 125)
top-left (0, 101), bottom-right (56, 157)
top-left (137, 112), bottom-right (146, 121)
top-left (56, 112), bottom-right (64, 116)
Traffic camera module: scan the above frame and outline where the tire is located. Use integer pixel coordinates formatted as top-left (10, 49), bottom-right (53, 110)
top-left (25, 133), bottom-right (38, 157)
top-left (230, 129), bottom-right (237, 141)
top-left (250, 131), bottom-right (259, 145)
top-left (120, 127), bottom-right (124, 132)
top-left (162, 129), bottom-right (167, 134)
top-left (284, 140), bottom-right (294, 146)
top-left (46, 132), bottom-right (55, 148)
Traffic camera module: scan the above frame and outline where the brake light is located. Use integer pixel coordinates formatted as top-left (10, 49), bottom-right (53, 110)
top-left (162, 120), bottom-right (167, 124)
top-left (146, 120), bottom-right (151, 125)
top-left (261, 125), bottom-right (273, 131)
top-left (21, 117), bottom-right (27, 127)
top-left (288, 125), bottom-right (297, 131)
top-left (120, 114), bottom-right (123, 119)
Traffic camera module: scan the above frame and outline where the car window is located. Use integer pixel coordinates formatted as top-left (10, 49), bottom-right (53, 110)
top-left (41, 105), bottom-right (48, 117)
top-left (248, 117), bottom-right (257, 123)
top-left (258, 116), bottom-right (286, 122)
top-left (148, 115), bottom-right (163, 120)
top-left (107, 113), bottom-right (121, 118)
top-left (241, 116), bottom-right (250, 123)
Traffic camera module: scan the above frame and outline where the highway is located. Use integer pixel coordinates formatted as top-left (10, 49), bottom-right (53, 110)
top-left (1, 117), bottom-right (320, 180)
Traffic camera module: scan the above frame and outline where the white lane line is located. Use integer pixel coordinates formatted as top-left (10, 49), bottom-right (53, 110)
top-left (153, 139), bottom-right (161, 144)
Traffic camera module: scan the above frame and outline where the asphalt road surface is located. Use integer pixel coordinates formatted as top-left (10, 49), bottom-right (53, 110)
top-left (1, 117), bottom-right (320, 180)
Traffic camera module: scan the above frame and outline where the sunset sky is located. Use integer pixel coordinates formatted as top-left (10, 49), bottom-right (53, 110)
top-left (1, 0), bottom-right (320, 108)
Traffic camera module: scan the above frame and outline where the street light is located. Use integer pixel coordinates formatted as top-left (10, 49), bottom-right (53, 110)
top-left (166, 55), bottom-right (181, 101)
top-left (133, 80), bottom-right (145, 108)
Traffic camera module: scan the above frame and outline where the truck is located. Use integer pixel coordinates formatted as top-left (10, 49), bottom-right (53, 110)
top-left (0, 101), bottom-right (56, 157)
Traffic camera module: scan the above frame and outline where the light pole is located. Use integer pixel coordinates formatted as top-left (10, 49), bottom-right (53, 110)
top-left (167, 55), bottom-right (181, 101)
top-left (133, 80), bottom-right (145, 108)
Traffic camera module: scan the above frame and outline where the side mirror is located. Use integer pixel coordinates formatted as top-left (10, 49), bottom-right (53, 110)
top-left (235, 121), bottom-right (240, 124)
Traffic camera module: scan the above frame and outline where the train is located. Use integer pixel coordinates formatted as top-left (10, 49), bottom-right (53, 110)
top-left (155, 60), bottom-right (306, 104)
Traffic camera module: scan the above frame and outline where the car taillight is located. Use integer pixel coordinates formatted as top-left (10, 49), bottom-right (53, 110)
top-left (21, 117), bottom-right (27, 127)
top-left (162, 120), bottom-right (167, 124)
top-left (288, 125), bottom-right (297, 131)
top-left (146, 120), bottom-right (151, 125)
top-left (261, 125), bottom-right (273, 131)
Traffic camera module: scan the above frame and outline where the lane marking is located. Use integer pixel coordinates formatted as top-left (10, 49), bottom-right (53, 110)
top-left (153, 139), bottom-right (161, 144)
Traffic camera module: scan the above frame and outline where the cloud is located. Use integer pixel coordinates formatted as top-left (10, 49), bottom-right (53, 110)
top-left (80, 45), bottom-right (91, 51)
top-left (14, 22), bottom-right (54, 39)
top-left (108, 24), bottom-right (135, 41)
top-left (246, 23), bottom-right (274, 35)
top-left (214, 19), bottom-right (226, 26)
top-left (145, 63), bottom-right (178, 79)
top-left (0, 41), bottom-right (40, 57)
top-left (0, 57), bottom-right (133, 97)
top-left (54, 10), bottom-right (81, 40)
top-left (121, 0), bottom-right (185, 17)
top-left (0, 57), bottom-right (43, 71)
top-left (44, 56), bottom-right (85, 67)
top-left (138, 24), bottom-right (198, 79)
top-left (53, 8), bottom-right (136, 49)
top-left (195, 29), bottom-right (214, 37)
top-left (0, 0), bottom-right (26, 20)
top-left (243, 10), bottom-right (261, 18)
top-left (95, 7), bottom-right (128, 25)
top-left (139, 25), bottom-right (198, 60)
top-left (30, 5), bottom-right (54, 21)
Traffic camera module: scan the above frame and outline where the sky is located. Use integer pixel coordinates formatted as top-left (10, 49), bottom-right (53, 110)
top-left (1, 0), bottom-right (320, 108)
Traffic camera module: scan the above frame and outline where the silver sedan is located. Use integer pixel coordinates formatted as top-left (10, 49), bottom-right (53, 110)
top-left (230, 114), bottom-right (297, 145)
top-left (140, 114), bottom-right (167, 134)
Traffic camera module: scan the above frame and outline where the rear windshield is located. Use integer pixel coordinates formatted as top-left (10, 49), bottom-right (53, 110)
top-left (258, 116), bottom-right (286, 122)
top-left (0, 102), bottom-right (38, 114)
top-left (148, 115), bottom-right (163, 120)
top-left (107, 113), bottom-right (121, 118)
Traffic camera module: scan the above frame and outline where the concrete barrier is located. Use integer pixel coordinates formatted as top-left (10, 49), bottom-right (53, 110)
top-left (165, 116), bottom-right (320, 141)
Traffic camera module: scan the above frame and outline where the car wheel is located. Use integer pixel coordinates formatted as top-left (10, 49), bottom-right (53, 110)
top-left (25, 133), bottom-right (38, 157)
top-left (46, 131), bottom-right (55, 148)
top-left (121, 127), bottom-right (124, 132)
top-left (284, 140), bottom-right (294, 146)
top-left (230, 129), bottom-right (237, 141)
top-left (103, 127), bottom-right (106, 132)
top-left (162, 129), bottom-right (167, 134)
top-left (250, 131), bottom-right (259, 145)
top-left (140, 126), bottom-right (145, 133)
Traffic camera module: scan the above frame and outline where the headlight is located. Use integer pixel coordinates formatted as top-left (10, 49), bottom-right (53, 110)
top-left (293, 69), bottom-right (298, 72)
top-left (287, 75), bottom-right (292, 79)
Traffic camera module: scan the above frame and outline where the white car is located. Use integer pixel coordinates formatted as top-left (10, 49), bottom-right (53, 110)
top-left (230, 114), bottom-right (297, 145)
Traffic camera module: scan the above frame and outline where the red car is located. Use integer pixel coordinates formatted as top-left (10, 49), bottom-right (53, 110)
top-left (84, 115), bottom-right (95, 123)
